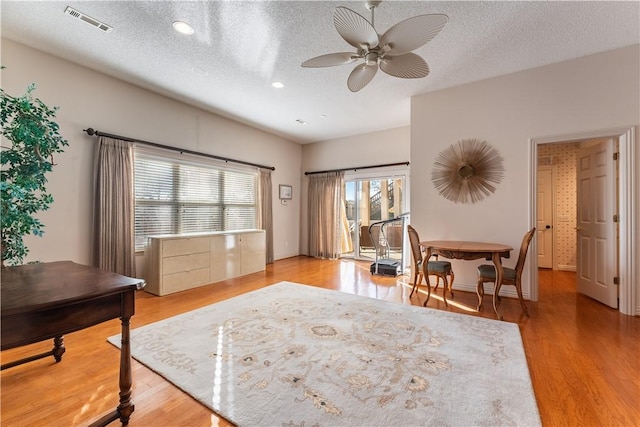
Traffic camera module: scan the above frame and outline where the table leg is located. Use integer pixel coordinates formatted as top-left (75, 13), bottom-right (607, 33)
top-left (476, 281), bottom-right (484, 311)
top-left (87, 314), bottom-right (134, 427)
top-left (117, 314), bottom-right (135, 424)
top-left (88, 291), bottom-right (136, 427)
top-left (441, 275), bottom-right (449, 307)
top-left (422, 248), bottom-right (432, 307)
top-left (491, 252), bottom-right (505, 320)
top-left (52, 335), bottom-right (65, 362)
top-left (1, 335), bottom-right (66, 370)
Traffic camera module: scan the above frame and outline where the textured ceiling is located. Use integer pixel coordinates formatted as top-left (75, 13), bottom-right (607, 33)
top-left (2, 1), bottom-right (639, 144)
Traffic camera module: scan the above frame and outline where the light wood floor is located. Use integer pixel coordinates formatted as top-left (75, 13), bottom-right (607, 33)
top-left (2, 256), bottom-right (638, 426)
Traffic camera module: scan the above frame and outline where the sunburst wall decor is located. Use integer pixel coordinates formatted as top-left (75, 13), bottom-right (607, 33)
top-left (431, 138), bottom-right (504, 204)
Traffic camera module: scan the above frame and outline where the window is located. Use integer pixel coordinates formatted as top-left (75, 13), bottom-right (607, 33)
top-left (134, 149), bottom-right (257, 250)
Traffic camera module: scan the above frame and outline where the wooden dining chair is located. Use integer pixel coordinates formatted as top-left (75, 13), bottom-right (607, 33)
top-left (476, 227), bottom-right (536, 316)
top-left (407, 225), bottom-right (455, 305)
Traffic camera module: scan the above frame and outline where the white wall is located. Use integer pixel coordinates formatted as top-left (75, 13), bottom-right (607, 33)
top-left (1, 39), bottom-right (302, 276)
top-left (4, 39), bottom-right (638, 311)
top-left (410, 45), bottom-right (640, 305)
top-left (299, 126), bottom-right (410, 255)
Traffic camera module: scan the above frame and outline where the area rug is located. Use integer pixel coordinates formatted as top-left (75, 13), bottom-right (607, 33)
top-left (108, 281), bottom-right (541, 426)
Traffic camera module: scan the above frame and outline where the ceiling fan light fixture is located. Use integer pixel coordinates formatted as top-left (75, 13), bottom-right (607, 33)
top-left (365, 52), bottom-right (378, 66)
top-left (302, 1), bottom-right (448, 92)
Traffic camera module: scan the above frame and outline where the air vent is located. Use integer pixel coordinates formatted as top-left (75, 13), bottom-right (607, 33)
top-left (64, 6), bottom-right (113, 32)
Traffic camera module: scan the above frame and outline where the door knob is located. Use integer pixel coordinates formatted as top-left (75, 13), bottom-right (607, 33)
top-left (545, 225), bottom-right (551, 229)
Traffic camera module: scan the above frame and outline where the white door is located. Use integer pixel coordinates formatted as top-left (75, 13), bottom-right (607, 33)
top-left (576, 140), bottom-right (617, 308)
top-left (536, 167), bottom-right (554, 268)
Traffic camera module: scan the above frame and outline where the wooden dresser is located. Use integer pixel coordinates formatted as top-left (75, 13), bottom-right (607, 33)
top-left (145, 229), bottom-right (266, 296)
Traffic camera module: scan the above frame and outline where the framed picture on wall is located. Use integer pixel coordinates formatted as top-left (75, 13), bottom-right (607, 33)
top-left (279, 184), bottom-right (292, 200)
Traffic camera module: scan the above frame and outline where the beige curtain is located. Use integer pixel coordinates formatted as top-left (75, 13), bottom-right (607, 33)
top-left (257, 169), bottom-right (274, 264)
top-left (93, 136), bottom-right (136, 277)
top-left (308, 171), bottom-right (344, 259)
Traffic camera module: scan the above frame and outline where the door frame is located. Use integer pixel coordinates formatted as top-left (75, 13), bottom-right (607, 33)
top-left (528, 126), bottom-right (637, 315)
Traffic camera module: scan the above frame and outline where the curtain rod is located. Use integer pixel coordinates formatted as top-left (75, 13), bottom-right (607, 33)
top-left (304, 161), bottom-right (409, 175)
top-left (83, 128), bottom-right (275, 171)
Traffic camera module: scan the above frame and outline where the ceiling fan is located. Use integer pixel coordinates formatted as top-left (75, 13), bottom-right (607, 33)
top-left (301, 1), bottom-right (448, 92)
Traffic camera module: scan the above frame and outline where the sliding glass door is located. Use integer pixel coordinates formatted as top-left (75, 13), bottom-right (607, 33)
top-left (342, 174), bottom-right (406, 261)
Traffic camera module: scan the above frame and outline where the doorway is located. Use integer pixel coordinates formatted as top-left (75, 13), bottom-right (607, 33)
top-left (535, 139), bottom-right (618, 308)
top-left (343, 176), bottom-right (406, 261)
top-left (529, 126), bottom-right (637, 315)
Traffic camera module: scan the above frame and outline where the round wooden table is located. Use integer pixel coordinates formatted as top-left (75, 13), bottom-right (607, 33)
top-left (420, 240), bottom-right (513, 320)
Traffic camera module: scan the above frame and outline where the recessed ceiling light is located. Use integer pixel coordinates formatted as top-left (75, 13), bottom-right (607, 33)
top-left (295, 119), bottom-right (308, 125)
top-left (192, 67), bottom-right (208, 75)
top-left (272, 82), bottom-right (285, 89)
top-left (173, 21), bottom-right (194, 35)
top-left (319, 114), bottom-right (327, 119)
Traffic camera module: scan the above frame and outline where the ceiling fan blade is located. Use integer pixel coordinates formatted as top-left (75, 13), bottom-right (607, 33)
top-left (333, 6), bottom-right (379, 50)
top-left (301, 52), bottom-right (358, 68)
top-left (347, 63), bottom-right (378, 92)
top-left (379, 14), bottom-right (448, 56)
top-left (380, 52), bottom-right (429, 79)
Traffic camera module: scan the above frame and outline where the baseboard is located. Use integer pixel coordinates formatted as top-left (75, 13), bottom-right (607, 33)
top-left (275, 252), bottom-right (303, 261)
top-left (558, 265), bottom-right (576, 272)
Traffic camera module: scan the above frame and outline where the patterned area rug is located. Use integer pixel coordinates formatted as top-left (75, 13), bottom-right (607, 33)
top-left (108, 281), bottom-right (541, 426)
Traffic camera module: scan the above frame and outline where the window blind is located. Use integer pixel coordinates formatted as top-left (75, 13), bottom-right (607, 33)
top-left (134, 149), bottom-right (257, 250)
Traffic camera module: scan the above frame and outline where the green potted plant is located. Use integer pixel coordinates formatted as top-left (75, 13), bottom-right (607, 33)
top-left (1, 76), bottom-right (68, 266)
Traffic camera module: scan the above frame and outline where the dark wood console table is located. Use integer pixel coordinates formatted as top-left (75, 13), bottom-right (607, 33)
top-left (1, 261), bottom-right (145, 425)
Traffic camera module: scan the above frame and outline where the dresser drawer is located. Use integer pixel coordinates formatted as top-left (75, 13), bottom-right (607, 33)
top-left (162, 237), bottom-right (209, 257)
top-left (161, 268), bottom-right (211, 295)
top-left (162, 252), bottom-right (210, 275)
